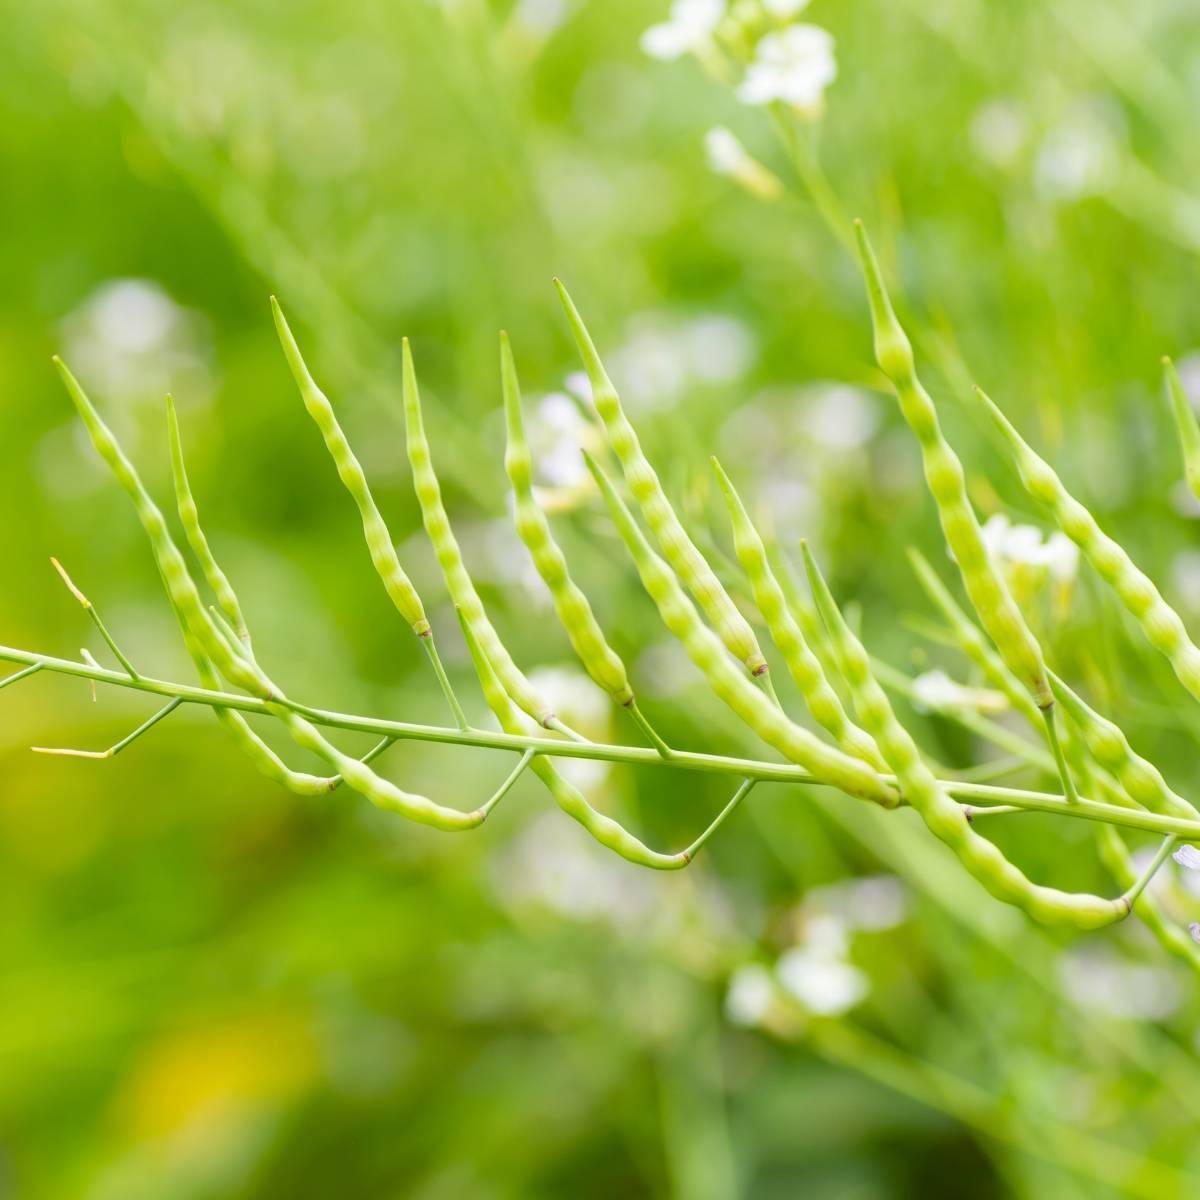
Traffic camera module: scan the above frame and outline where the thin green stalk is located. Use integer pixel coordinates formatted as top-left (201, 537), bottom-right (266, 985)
top-left (422, 634), bottom-right (469, 731)
top-left (4, 642), bottom-right (1200, 840)
top-left (51, 557), bottom-right (139, 679)
top-left (31, 698), bottom-right (182, 760)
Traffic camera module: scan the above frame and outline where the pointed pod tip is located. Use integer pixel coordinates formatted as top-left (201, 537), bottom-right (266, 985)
top-left (1162, 355), bottom-right (1172, 367)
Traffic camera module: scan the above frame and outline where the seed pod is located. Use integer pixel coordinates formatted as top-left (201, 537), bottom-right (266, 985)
top-left (458, 609), bottom-right (747, 868)
top-left (60, 358), bottom-right (486, 826)
top-left (57, 357), bottom-right (266, 700)
top-left (166, 396), bottom-right (249, 644)
top-left (802, 541), bottom-right (1129, 929)
top-left (586, 452), bottom-right (898, 808)
top-left (1164, 357), bottom-right (1200, 501)
top-left (272, 298), bottom-right (430, 637)
top-left (711, 458), bottom-right (884, 768)
top-left (501, 333), bottom-right (633, 705)
top-left (555, 280), bottom-right (769, 679)
top-left (1049, 672), bottom-right (1198, 822)
top-left (853, 222), bottom-right (1052, 710)
top-left (908, 548), bottom-right (1043, 728)
top-left (403, 339), bottom-right (557, 729)
top-left (972, 383), bottom-right (1200, 704)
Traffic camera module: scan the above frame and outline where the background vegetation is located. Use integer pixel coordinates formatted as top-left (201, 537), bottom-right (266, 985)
top-left (2, 0), bottom-right (1199, 1195)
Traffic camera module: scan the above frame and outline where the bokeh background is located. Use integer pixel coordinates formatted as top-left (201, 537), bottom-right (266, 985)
top-left (3, 0), bottom-right (1200, 1196)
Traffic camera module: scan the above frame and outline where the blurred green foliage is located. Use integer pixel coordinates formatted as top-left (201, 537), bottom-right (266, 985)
top-left (2, 0), bottom-right (1200, 1196)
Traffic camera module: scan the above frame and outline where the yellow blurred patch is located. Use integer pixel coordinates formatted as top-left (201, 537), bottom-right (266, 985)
top-left (119, 1007), bottom-right (317, 1138)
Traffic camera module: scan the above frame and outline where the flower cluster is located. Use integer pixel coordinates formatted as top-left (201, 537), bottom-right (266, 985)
top-left (724, 875), bottom-right (908, 1028)
top-left (642, 0), bottom-right (837, 118)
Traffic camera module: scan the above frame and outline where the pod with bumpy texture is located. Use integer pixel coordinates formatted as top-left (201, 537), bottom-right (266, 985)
top-left (586, 451), bottom-right (899, 808)
top-left (556, 279), bottom-right (769, 680)
top-left (973, 382), bottom-right (1200, 706)
top-left (802, 540), bottom-right (1131, 930)
top-left (853, 222), bottom-right (1052, 712)
top-left (711, 457), bottom-right (884, 769)
top-left (403, 339), bottom-right (560, 731)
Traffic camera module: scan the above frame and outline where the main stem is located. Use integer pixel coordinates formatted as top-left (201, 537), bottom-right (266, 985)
top-left (5, 642), bottom-right (1200, 840)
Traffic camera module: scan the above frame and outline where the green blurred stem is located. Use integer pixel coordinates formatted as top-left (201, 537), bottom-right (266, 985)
top-left (5, 642), bottom-right (1200, 840)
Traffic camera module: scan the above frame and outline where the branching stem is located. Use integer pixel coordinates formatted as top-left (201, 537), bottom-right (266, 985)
top-left (5, 642), bottom-right (1200, 840)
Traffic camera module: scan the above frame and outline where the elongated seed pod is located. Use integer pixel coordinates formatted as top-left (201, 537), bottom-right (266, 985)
top-left (555, 280), bottom-right (769, 678)
top-left (403, 340), bottom-right (556, 728)
top-left (711, 458), bottom-right (884, 768)
top-left (1063, 739), bottom-right (1200, 972)
top-left (272, 298), bottom-right (429, 637)
top-left (501, 333), bottom-right (632, 705)
top-left (802, 542), bottom-right (1128, 929)
top-left (1097, 825), bottom-right (1200, 972)
top-left (972, 384), bottom-right (1200, 704)
top-left (908, 548), bottom-right (1043, 728)
top-left (59, 358), bottom-right (487, 827)
top-left (854, 222), bottom-right (1052, 710)
top-left (166, 396), bottom-right (249, 644)
top-left (585, 452), bottom-right (898, 807)
top-left (1164, 357), bottom-right (1200, 501)
top-left (457, 610), bottom-right (704, 868)
top-left (1049, 672), bottom-right (1198, 822)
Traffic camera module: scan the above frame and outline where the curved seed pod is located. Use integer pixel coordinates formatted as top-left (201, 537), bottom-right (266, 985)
top-left (1097, 825), bottom-right (1200, 973)
top-left (272, 298), bottom-right (429, 637)
top-left (555, 280), bottom-right (769, 679)
top-left (1063, 737), bottom-right (1200, 972)
top-left (972, 384), bottom-right (1200, 704)
top-left (166, 396), bottom-right (249, 644)
top-left (458, 609), bottom-right (747, 868)
top-left (585, 452), bottom-right (898, 808)
top-left (1164, 357), bottom-right (1200, 501)
top-left (501, 333), bottom-right (632, 705)
top-left (802, 541), bottom-right (1129, 930)
top-left (1049, 672), bottom-right (1198, 822)
top-left (908, 548), bottom-right (1043, 729)
top-left (853, 222), bottom-right (1052, 710)
top-left (60, 358), bottom-right (487, 825)
top-left (711, 458), bottom-right (884, 768)
top-left (403, 339), bottom-right (557, 729)
top-left (57, 357), bottom-right (268, 701)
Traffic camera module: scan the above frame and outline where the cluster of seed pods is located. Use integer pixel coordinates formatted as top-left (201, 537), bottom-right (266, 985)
top-left (26, 225), bottom-right (1200, 953)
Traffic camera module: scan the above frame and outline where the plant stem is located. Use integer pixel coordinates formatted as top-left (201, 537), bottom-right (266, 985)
top-left (5, 641), bottom-right (1200, 839)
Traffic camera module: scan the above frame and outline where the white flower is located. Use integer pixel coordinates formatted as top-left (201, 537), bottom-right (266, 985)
top-left (1173, 844), bottom-right (1200, 870)
top-left (763, 0), bottom-right (810, 15)
top-left (737, 25), bottom-right (836, 114)
top-left (981, 513), bottom-right (1079, 583)
top-left (725, 964), bottom-right (775, 1027)
top-left (776, 948), bottom-right (868, 1016)
top-left (969, 99), bottom-right (1029, 170)
top-left (1058, 947), bottom-right (1182, 1021)
top-left (641, 0), bottom-right (725, 61)
top-left (911, 669), bottom-right (1007, 715)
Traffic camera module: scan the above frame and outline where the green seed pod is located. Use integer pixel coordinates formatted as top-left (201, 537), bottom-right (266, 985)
top-left (57, 357), bottom-right (266, 700)
top-left (458, 608), bottom-right (747, 868)
top-left (1164, 357), bottom-right (1200, 501)
top-left (711, 458), bottom-right (884, 768)
top-left (272, 298), bottom-right (430, 638)
top-left (61, 358), bottom-right (487, 826)
top-left (501, 333), bottom-right (632, 706)
top-left (1049, 672), bottom-right (1198, 822)
top-left (802, 541), bottom-right (1129, 930)
top-left (585, 452), bottom-right (898, 808)
top-left (853, 222), bottom-right (1052, 711)
top-left (1097, 825), bottom-right (1200, 973)
top-left (908, 548), bottom-right (1043, 729)
top-left (403, 339), bottom-right (557, 729)
top-left (555, 280), bottom-right (769, 679)
top-left (166, 395), bottom-right (249, 645)
top-left (972, 384), bottom-right (1200, 704)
